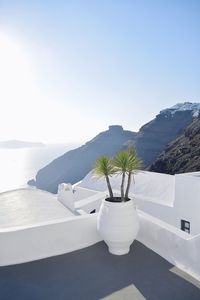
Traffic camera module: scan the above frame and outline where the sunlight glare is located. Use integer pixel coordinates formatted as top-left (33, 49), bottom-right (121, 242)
top-left (0, 32), bottom-right (89, 143)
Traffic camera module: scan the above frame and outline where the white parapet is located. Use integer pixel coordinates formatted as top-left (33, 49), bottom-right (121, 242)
top-left (137, 210), bottom-right (200, 281)
top-left (57, 183), bottom-right (75, 211)
top-left (0, 214), bottom-right (102, 266)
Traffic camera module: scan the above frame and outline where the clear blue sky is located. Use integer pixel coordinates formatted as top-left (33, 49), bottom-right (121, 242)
top-left (0, 0), bottom-right (199, 143)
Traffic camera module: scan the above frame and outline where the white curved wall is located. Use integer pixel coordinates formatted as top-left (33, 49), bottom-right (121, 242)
top-left (0, 214), bottom-right (102, 266)
top-left (137, 210), bottom-right (200, 281)
top-left (1, 198), bottom-right (200, 282)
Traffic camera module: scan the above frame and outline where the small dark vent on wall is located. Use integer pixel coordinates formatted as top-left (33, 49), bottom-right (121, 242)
top-left (181, 219), bottom-right (190, 233)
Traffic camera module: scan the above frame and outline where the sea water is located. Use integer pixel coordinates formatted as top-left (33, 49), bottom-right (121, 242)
top-left (0, 144), bottom-right (79, 193)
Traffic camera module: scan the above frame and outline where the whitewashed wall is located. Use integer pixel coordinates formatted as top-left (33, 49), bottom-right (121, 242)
top-left (136, 173), bottom-right (200, 235)
top-left (174, 174), bottom-right (200, 235)
top-left (78, 171), bottom-right (175, 205)
top-left (0, 214), bottom-right (102, 266)
top-left (57, 185), bottom-right (105, 214)
top-left (76, 192), bottom-right (105, 213)
top-left (59, 170), bottom-right (200, 236)
top-left (73, 186), bottom-right (98, 202)
top-left (1, 206), bottom-right (200, 281)
top-left (137, 210), bottom-right (200, 280)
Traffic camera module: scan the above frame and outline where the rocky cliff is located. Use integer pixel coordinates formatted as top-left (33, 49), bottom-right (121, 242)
top-left (30, 102), bottom-right (200, 192)
top-left (31, 125), bottom-right (136, 193)
top-left (134, 108), bottom-right (194, 166)
top-left (149, 116), bottom-right (200, 174)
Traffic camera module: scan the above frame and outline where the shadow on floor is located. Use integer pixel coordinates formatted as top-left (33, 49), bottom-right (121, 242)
top-left (0, 241), bottom-right (200, 300)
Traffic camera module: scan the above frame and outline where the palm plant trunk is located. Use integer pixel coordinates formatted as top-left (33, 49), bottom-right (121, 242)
top-left (121, 172), bottom-right (125, 201)
top-left (105, 175), bottom-right (113, 199)
top-left (125, 171), bottom-right (132, 199)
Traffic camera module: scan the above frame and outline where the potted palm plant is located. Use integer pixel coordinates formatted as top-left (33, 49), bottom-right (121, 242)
top-left (94, 148), bottom-right (142, 255)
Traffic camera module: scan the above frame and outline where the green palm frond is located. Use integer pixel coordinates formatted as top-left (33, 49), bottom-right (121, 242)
top-left (126, 148), bottom-right (142, 173)
top-left (125, 147), bottom-right (143, 199)
top-left (113, 151), bottom-right (130, 172)
top-left (93, 155), bottom-right (115, 199)
top-left (93, 148), bottom-right (142, 201)
top-left (93, 156), bottom-right (116, 177)
top-left (113, 148), bottom-right (142, 173)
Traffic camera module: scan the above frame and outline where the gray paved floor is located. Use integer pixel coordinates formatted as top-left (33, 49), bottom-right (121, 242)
top-left (0, 241), bottom-right (200, 300)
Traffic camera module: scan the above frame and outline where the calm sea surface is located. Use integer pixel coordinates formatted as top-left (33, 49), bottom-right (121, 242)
top-left (0, 144), bottom-right (79, 193)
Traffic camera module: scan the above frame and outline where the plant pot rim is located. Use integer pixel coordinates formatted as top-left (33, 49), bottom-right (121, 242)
top-left (105, 197), bottom-right (131, 203)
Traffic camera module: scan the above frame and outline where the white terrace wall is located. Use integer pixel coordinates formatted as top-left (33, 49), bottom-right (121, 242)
top-left (73, 187), bottom-right (98, 202)
top-left (78, 171), bottom-right (175, 206)
top-left (174, 174), bottom-right (200, 235)
top-left (137, 210), bottom-right (200, 280)
top-left (57, 185), bottom-right (106, 214)
top-left (1, 205), bottom-right (200, 281)
top-left (136, 174), bottom-right (200, 235)
top-left (0, 214), bottom-right (101, 266)
top-left (76, 193), bottom-right (105, 214)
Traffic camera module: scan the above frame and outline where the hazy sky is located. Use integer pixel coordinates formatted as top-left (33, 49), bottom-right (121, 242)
top-left (0, 0), bottom-right (199, 143)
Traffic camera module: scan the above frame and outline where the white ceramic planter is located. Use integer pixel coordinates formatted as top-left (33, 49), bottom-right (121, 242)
top-left (97, 199), bottom-right (139, 255)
